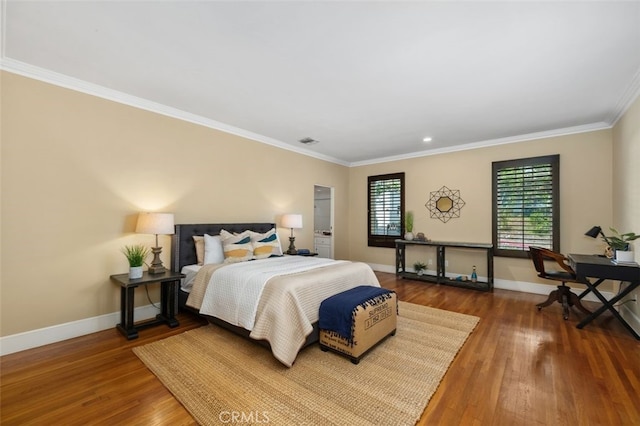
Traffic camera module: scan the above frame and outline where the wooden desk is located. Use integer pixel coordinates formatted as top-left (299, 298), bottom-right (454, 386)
top-left (568, 254), bottom-right (640, 340)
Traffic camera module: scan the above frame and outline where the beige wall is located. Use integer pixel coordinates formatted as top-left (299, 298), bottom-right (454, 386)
top-left (348, 131), bottom-right (614, 287)
top-left (613, 95), bottom-right (640, 318)
top-left (0, 72), bottom-right (349, 336)
top-left (2, 69), bottom-right (635, 340)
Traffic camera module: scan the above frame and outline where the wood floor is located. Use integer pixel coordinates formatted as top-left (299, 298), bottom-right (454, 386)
top-left (2, 272), bottom-right (639, 425)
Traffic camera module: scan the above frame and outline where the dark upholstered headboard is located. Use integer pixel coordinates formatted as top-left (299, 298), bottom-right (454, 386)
top-left (171, 223), bottom-right (276, 272)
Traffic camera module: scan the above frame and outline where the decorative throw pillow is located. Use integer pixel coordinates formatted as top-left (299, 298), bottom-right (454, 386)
top-left (220, 228), bottom-right (252, 241)
top-left (250, 228), bottom-right (283, 259)
top-left (204, 234), bottom-right (225, 265)
top-left (222, 235), bottom-right (254, 263)
top-left (193, 236), bottom-right (205, 266)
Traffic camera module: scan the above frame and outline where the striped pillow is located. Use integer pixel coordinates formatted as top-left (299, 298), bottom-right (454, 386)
top-left (222, 235), bottom-right (254, 263)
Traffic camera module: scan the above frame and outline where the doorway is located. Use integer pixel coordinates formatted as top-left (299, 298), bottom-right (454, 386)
top-left (313, 185), bottom-right (334, 258)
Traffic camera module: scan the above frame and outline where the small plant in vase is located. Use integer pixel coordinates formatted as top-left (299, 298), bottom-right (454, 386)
top-left (601, 228), bottom-right (638, 250)
top-left (413, 261), bottom-right (427, 276)
top-left (122, 244), bottom-right (149, 279)
top-left (601, 228), bottom-right (639, 262)
top-left (404, 211), bottom-right (414, 241)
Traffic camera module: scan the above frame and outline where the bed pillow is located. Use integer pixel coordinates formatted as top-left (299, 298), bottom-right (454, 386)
top-left (220, 228), bottom-right (252, 241)
top-left (250, 228), bottom-right (283, 259)
top-left (203, 234), bottom-right (225, 265)
top-left (222, 235), bottom-right (254, 263)
top-left (193, 236), bottom-right (205, 266)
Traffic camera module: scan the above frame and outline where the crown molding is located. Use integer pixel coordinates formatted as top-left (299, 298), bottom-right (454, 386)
top-left (2, 57), bottom-right (634, 169)
top-left (349, 122), bottom-right (612, 167)
top-left (607, 65), bottom-right (640, 125)
top-left (0, 58), bottom-right (350, 167)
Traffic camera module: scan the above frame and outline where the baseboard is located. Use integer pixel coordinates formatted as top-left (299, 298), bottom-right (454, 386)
top-left (0, 304), bottom-right (159, 356)
top-left (619, 281), bottom-right (640, 332)
top-left (620, 304), bottom-right (640, 332)
top-left (369, 263), bottom-right (396, 274)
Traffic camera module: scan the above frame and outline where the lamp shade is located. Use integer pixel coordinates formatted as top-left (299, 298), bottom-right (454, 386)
top-left (282, 214), bottom-right (303, 229)
top-left (135, 212), bottom-right (175, 235)
top-left (585, 226), bottom-right (602, 239)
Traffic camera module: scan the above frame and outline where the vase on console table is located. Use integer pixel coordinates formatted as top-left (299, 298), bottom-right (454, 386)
top-left (404, 232), bottom-right (414, 241)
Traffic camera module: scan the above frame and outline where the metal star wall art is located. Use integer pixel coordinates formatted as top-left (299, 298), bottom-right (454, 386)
top-left (425, 186), bottom-right (466, 223)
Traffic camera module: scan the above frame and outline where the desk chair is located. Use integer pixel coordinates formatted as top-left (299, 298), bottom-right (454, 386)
top-left (529, 246), bottom-right (591, 320)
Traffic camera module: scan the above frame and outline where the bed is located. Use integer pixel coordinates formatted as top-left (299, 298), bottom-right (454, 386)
top-left (171, 222), bottom-right (380, 367)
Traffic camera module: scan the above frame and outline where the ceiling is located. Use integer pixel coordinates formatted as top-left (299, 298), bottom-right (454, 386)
top-left (2, 1), bottom-right (640, 166)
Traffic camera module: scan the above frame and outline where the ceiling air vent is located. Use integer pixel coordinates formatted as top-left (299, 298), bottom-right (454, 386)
top-left (298, 137), bottom-right (319, 145)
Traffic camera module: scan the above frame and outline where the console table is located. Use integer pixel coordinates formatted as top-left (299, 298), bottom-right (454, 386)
top-left (395, 239), bottom-right (494, 291)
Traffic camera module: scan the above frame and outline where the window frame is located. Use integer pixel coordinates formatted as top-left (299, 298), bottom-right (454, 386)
top-left (367, 172), bottom-right (405, 248)
top-left (492, 154), bottom-right (560, 258)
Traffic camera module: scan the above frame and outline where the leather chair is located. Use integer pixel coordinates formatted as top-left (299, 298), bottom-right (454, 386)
top-left (529, 246), bottom-right (591, 320)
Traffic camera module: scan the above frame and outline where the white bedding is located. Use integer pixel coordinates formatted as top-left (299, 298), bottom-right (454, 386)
top-left (199, 256), bottom-right (344, 330)
top-left (180, 264), bottom-right (201, 292)
top-left (187, 256), bottom-right (380, 366)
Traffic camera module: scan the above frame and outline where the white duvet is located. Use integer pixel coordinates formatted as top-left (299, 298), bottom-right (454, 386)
top-left (199, 256), bottom-right (343, 330)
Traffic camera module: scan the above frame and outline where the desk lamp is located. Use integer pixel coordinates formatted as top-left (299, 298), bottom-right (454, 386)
top-left (585, 226), bottom-right (605, 240)
top-left (585, 225), bottom-right (615, 258)
top-left (136, 212), bottom-right (175, 274)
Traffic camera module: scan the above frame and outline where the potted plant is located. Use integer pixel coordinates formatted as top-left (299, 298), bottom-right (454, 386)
top-left (601, 228), bottom-right (638, 261)
top-left (404, 211), bottom-right (414, 241)
top-left (122, 244), bottom-right (149, 279)
top-left (413, 261), bottom-right (427, 276)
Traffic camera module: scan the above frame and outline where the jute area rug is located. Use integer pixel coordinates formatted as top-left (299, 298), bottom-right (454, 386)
top-left (133, 301), bottom-right (479, 426)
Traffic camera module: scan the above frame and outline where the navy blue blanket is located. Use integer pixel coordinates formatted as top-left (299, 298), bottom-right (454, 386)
top-left (319, 286), bottom-right (395, 343)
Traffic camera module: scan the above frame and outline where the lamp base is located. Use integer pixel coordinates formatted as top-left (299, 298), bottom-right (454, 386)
top-left (286, 237), bottom-right (298, 255)
top-left (148, 246), bottom-right (166, 274)
top-left (148, 265), bottom-right (166, 274)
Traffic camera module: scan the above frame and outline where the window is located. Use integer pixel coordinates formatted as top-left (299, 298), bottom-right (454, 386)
top-left (492, 155), bottom-right (559, 258)
top-left (368, 172), bottom-right (405, 248)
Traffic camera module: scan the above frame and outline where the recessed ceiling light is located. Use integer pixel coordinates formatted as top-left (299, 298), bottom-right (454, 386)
top-left (423, 137), bottom-right (433, 143)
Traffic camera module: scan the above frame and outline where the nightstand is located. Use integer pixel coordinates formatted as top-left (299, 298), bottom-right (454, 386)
top-left (110, 270), bottom-right (184, 340)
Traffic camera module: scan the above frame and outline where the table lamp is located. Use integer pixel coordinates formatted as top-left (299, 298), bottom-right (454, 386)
top-left (282, 214), bottom-right (303, 255)
top-left (136, 212), bottom-right (175, 274)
